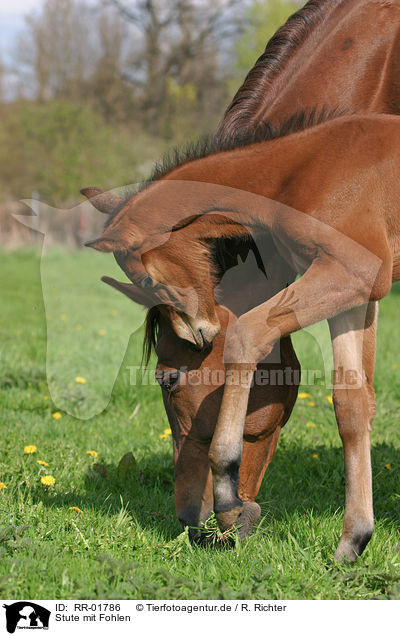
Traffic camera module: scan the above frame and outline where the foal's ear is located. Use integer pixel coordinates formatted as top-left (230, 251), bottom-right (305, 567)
top-left (101, 276), bottom-right (153, 308)
top-left (80, 187), bottom-right (123, 214)
top-left (85, 237), bottom-right (120, 253)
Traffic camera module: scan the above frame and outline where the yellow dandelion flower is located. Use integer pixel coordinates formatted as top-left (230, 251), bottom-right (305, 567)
top-left (60, 350), bottom-right (65, 355)
top-left (37, 460), bottom-right (49, 467)
top-left (308, 401), bottom-right (316, 407)
top-left (24, 445), bottom-right (37, 454)
top-left (160, 433), bottom-right (169, 439)
top-left (86, 450), bottom-right (98, 458)
top-left (393, 364), bottom-right (398, 371)
top-left (75, 324), bottom-right (82, 331)
top-left (75, 377), bottom-right (86, 384)
top-left (163, 428), bottom-right (172, 436)
top-left (60, 314), bottom-right (67, 321)
top-left (312, 454), bottom-right (319, 459)
top-left (0, 483), bottom-right (7, 490)
top-left (52, 412), bottom-right (62, 420)
top-left (385, 463), bottom-right (392, 470)
top-left (298, 392), bottom-right (312, 399)
top-left (43, 395), bottom-right (49, 401)
top-left (98, 329), bottom-right (106, 336)
top-left (326, 395), bottom-right (333, 404)
top-left (41, 475), bottom-right (55, 486)
top-left (69, 506), bottom-right (83, 515)
top-left (111, 310), bottom-right (118, 316)
top-left (306, 421), bottom-right (316, 428)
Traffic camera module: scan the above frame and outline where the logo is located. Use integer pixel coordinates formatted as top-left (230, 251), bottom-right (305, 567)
top-left (3, 603), bottom-right (50, 633)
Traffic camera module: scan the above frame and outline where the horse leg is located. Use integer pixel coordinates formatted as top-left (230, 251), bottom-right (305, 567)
top-left (236, 427), bottom-right (281, 538)
top-left (209, 245), bottom-right (387, 535)
top-left (237, 336), bottom-right (300, 537)
top-left (329, 302), bottom-right (378, 561)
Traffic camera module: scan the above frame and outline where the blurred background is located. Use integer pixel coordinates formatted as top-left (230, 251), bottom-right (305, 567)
top-left (0, 0), bottom-right (302, 246)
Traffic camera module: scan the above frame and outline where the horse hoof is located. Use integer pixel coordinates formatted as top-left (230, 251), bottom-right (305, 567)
top-left (237, 501), bottom-right (261, 539)
top-left (334, 526), bottom-right (373, 562)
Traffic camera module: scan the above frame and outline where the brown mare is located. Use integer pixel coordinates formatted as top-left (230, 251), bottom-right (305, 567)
top-left (82, 0), bottom-right (400, 558)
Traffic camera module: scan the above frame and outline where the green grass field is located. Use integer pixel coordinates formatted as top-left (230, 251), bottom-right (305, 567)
top-left (1, 248), bottom-right (400, 600)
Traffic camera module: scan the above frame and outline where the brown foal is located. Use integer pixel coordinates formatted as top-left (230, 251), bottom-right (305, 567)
top-left (82, 0), bottom-right (400, 556)
top-left (86, 113), bottom-right (400, 560)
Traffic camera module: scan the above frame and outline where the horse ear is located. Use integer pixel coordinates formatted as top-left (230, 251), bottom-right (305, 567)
top-left (80, 187), bottom-right (123, 214)
top-left (85, 223), bottom-right (144, 252)
top-left (84, 237), bottom-right (118, 252)
top-left (101, 276), bottom-right (153, 308)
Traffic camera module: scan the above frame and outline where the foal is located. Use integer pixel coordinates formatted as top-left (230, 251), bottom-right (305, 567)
top-left (87, 113), bottom-right (400, 560)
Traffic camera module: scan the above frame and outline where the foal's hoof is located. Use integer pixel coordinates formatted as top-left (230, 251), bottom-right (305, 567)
top-left (334, 527), bottom-right (373, 563)
top-left (237, 502), bottom-right (261, 539)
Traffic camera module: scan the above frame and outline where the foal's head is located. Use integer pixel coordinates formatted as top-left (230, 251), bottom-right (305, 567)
top-left (84, 180), bottom-right (253, 351)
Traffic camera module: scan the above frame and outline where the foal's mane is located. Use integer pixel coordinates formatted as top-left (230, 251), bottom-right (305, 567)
top-left (217, 0), bottom-right (342, 139)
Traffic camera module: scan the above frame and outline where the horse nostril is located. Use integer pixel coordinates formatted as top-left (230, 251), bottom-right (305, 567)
top-left (156, 369), bottom-right (180, 392)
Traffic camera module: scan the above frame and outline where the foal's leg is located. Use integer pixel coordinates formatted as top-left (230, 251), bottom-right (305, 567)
top-left (208, 249), bottom-right (388, 535)
top-left (236, 427), bottom-right (281, 538)
top-left (329, 302), bottom-right (378, 561)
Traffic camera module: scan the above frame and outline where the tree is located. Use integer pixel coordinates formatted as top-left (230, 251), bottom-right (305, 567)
top-left (232, 0), bottom-right (303, 85)
top-left (107, 0), bottom-right (244, 134)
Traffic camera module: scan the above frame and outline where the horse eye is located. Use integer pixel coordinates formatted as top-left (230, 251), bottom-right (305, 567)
top-left (141, 275), bottom-right (154, 289)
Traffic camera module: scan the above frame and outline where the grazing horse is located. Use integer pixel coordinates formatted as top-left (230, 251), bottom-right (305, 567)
top-left (82, 0), bottom-right (400, 552)
top-left (85, 113), bottom-right (400, 561)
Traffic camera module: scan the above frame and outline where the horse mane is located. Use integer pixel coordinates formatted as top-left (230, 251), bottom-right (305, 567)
top-left (216, 0), bottom-right (343, 139)
top-left (148, 105), bottom-right (342, 184)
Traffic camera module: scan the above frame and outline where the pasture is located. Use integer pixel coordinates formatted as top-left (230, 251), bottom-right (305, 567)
top-left (1, 248), bottom-right (400, 600)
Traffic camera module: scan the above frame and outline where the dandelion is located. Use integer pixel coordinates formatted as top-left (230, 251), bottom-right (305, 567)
top-left (385, 463), bottom-right (392, 470)
top-left (308, 401), bottom-right (316, 407)
top-left (41, 475), bottom-right (55, 486)
top-left (98, 329), bottom-right (106, 336)
top-left (393, 364), bottom-right (398, 371)
top-left (69, 506), bottom-right (83, 515)
top-left (0, 483), bottom-right (7, 490)
top-left (43, 396), bottom-right (49, 401)
top-left (37, 460), bottom-right (49, 467)
top-left (298, 392), bottom-right (312, 399)
top-left (52, 412), bottom-right (62, 420)
top-left (24, 445), bottom-right (37, 454)
top-left (75, 377), bottom-right (86, 384)
top-left (86, 450), bottom-right (98, 458)
top-left (60, 314), bottom-right (67, 321)
top-left (326, 395), bottom-right (333, 404)
top-left (111, 310), bottom-right (118, 316)
top-left (60, 350), bottom-right (65, 355)
top-left (312, 454), bottom-right (319, 459)
top-left (75, 325), bottom-right (82, 331)
top-left (160, 428), bottom-right (172, 439)
top-left (306, 421), bottom-right (316, 428)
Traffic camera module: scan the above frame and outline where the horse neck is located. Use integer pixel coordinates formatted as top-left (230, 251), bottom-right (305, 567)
top-left (165, 132), bottom-right (315, 231)
top-left (219, 0), bottom-right (400, 136)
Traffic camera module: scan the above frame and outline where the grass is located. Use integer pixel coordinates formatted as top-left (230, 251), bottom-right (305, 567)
top-left (0, 248), bottom-right (400, 599)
